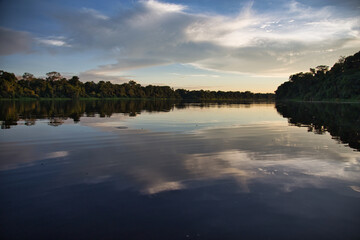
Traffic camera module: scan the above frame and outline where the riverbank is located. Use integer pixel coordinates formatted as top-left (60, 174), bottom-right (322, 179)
top-left (277, 99), bottom-right (360, 104)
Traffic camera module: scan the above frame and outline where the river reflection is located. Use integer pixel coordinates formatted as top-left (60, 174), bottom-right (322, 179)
top-left (276, 101), bottom-right (360, 151)
top-left (0, 100), bottom-right (359, 239)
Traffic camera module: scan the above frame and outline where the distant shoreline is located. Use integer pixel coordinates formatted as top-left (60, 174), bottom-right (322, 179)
top-left (276, 99), bottom-right (360, 104)
top-left (0, 97), bottom-right (276, 102)
top-left (0, 70), bottom-right (275, 100)
top-left (1, 97), bottom-right (359, 103)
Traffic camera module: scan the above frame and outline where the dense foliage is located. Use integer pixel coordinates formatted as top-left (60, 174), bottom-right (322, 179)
top-left (275, 51), bottom-right (360, 100)
top-left (0, 71), bottom-right (274, 100)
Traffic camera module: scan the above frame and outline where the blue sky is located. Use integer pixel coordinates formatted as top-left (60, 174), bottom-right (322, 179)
top-left (0, 0), bottom-right (359, 92)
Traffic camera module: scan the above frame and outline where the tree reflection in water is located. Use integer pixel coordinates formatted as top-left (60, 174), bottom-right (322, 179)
top-left (276, 101), bottom-right (360, 151)
top-left (1, 100), bottom-right (359, 151)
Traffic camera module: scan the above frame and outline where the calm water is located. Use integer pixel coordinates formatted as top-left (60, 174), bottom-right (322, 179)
top-left (0, 100), bottom-right (359, 240)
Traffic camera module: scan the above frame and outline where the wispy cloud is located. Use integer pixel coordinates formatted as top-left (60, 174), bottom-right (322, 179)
top-left (171, 73), bottom-right (220, 78)
top-left (80, 8), bottom-right (109, 20)
top-left (3, 0), bottom-right (359, 80)
top-left (143, 0), bottom-right (187, 12)
top-left (36, 36), bottom-right (71, 47)
top-left (52, 0), bottom-right (359, 77)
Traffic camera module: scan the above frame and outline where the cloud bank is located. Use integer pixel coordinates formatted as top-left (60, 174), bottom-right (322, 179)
top-left (2, 0), bottom-right (360, 79)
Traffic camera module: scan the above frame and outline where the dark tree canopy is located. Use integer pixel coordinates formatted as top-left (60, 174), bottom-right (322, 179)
top-left (22, 72), bottom-right (34, 81)
top-left (46, 71), bottom-right (62, 81)
top-left (0, 71), bottom-right (274, 100)
top-left (275, 51), bottom-right (360, 101)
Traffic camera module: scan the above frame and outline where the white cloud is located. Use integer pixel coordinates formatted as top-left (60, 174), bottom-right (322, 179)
top-left (143, 0), bottom-right (187, 12)
top-left (36, 36), bottom-right (71, 47)
top-left (54, 0), bottom-right (360, 77)
top-left (185, 1), bottom-right (359, 47)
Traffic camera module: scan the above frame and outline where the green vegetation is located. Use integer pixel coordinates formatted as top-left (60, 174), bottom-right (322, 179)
top-left (0, 70), bottom-right (274, 100)
top-left (275, 51), bottom-right (360, 101)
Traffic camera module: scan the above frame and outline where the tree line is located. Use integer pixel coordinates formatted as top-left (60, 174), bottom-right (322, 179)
top-left (275, 51), bottom-right (360, 100)
top-left (0, 71), bottom-right (274, 100)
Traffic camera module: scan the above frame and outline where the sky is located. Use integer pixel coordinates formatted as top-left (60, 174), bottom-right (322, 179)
top-left (0, 0), bottom-right (359, 92)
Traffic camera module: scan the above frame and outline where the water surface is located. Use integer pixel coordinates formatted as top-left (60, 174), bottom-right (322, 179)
top-left (1, 100), bottom-right (359, 239)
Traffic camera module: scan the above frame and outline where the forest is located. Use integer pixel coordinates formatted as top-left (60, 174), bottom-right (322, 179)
top-left (3, 50), bottom-right (358, 101)
top-left (275, 51), bottom-right (360, 100)
top-left (0, 71), bottom-right (274, 100)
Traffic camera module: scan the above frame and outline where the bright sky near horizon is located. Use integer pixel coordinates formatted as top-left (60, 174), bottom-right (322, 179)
top-left (0, 0), bottom-right (359, 92)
